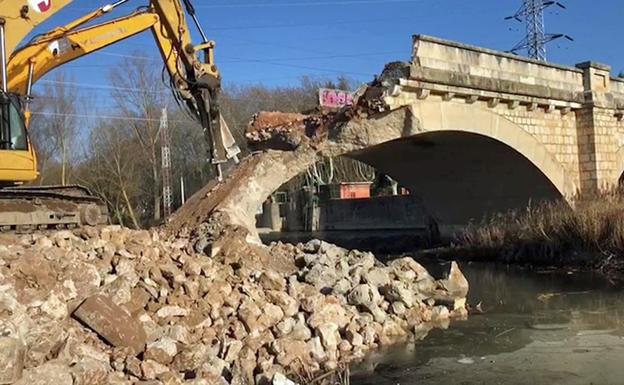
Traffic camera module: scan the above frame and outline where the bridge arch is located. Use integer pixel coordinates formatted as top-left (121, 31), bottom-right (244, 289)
top-left (328, 100), bottom-right (574, 228)
top-left (331, 100), bottom-right (574, 197)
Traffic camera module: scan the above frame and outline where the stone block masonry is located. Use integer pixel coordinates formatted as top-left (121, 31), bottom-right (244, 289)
top-left (380, 35), bottom-right (624, 198)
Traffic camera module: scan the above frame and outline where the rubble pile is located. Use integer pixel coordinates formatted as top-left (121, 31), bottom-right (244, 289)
top-left (0, 226), bottom-right (468, 385)
top-left (245, 112), bottom-right (332, 153)
top-left (245, 112), bottom-right (309, 150)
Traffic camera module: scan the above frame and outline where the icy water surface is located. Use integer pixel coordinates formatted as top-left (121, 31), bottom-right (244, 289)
top-left (352, 262), bottom-right (624, 385)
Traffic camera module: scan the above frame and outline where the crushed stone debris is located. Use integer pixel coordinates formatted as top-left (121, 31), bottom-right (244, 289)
top-left (0, 226), bottom-right (468, 385)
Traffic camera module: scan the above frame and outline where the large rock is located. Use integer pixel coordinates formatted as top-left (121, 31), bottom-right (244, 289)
top-left (389, 257), bottom-right (433, 282)
top-left (303, 264), bottom-right (338, 290)
top-left (288, 316), bottom-right (312, 341)
top-left (266, 291), bottom-right (299, 317)
top-left (259, 271), bottom-right (287, 291)
top-left (316, 323), bottom-right (339, 351)
top-left (238, 299), bottom-right (263, 334)
top-left (271, 338), bottom-right (309, 367)
top-left (72, 295), bottom-right (146, 355)
top-left (257, 303), bottom-right (285, 330)
top-left (69, 357), bottom-right (109, 385)
top-left (14, 361), bottom-right (72, 385)
top-left (440, 261), bottom-right (469, 298)
top-left (273, 372), bottom-right (298, 385)
top-left (23, 321), bottom-right (67, 367)
top-left (224, 341), bottom-right (243, 363)
top-left (145, 337), bottom-right (178, 365)
top-left (362, 267), bottom-right (390, 288)
top-left (172, 344), bottom-right (210, 373)
top-left (306, 337), bottom-right (326, 361)
top-left (347, 284), bottom-right (381, 309)
top-left (383, 281), bottom-right (414, 308)
top-left (306, 297), bottom-right (350, 329)
top-left (155, 306), bottom-right (188, 318)
top-left (0, 337), bottom-right (25, 384)
top-left (140, 359), bottom-right (169, 380)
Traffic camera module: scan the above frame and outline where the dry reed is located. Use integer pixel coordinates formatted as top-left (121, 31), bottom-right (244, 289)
top-left (459, 193), bottom-right (624, 273)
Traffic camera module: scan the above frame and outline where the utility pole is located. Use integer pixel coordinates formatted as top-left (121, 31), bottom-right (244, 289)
top-left (160, 107), bottom-right (173, 220)
top-left (506, 0), bottom-right (572, 61)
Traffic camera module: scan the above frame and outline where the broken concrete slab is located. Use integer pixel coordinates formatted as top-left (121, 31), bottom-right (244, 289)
top-left (72, 294), bottom-right (146, 355)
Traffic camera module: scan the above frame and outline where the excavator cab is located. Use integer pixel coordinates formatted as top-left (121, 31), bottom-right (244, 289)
top-left (0, 93), bottom-right (28, 150)
top-left (0, 92), bottom-right (36, 183)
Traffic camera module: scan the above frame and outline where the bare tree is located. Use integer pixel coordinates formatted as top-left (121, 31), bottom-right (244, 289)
top-left (78, 121), bottom-right (142, 229)
top-left (168, 110), bottom-right (211, 203)
top-left (108, 55), bottom-right (171, 224)
top-left (30, 71), bottom-right (79, 185)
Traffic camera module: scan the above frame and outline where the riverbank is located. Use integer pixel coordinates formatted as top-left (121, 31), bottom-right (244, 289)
top-left (450, 197), bottom-right (624, 277)
top-left (0, 226), bottom-right (468, 385)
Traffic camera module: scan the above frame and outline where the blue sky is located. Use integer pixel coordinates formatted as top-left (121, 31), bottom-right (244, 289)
top-left (23, 0), bottom-right (623, 105)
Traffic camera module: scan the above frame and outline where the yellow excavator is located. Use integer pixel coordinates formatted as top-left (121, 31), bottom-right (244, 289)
top-left (0, 0), bottom-right (240, 230)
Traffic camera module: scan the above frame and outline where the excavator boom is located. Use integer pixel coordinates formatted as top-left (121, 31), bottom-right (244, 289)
top-left (0, 0), bottom-right (74, 55)
top-left (7, 11), bottom-right (161, 95)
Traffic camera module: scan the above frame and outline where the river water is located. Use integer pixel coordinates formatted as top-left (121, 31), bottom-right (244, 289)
top-left (351, 261), bottom-right (624, 385)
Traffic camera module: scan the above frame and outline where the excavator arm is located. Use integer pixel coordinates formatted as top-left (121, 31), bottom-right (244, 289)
top-left (150, 0), bottom-right (240, 178)
top-left (5, 0), bottom-right (240, 178)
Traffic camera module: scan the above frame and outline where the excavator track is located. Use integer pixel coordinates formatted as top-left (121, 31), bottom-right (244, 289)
top-left (0, 185), bottom-right (108, 232)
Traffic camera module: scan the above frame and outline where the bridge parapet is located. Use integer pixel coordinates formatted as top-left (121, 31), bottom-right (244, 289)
top-left (409, 35), bottom-right (585, 108)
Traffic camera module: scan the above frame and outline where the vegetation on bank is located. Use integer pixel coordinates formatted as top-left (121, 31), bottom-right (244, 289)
top-left (458, 194), bottom-right (624, 275)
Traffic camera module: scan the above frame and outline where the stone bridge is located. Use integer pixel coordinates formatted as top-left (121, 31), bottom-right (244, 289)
top-left (170, 35), bottom-right (624, 240)
top-left (326, 35), bottom-right (624, 231)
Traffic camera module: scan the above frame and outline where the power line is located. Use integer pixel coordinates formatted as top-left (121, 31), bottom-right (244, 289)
top-left (222, 51), bottom-right (406, 64)
top-left (88, 49), bottom-right (405, 64)
top-left (91, 51), bottom-right (158, 61)
top-left (63, 50), bottom-right (404, 70)
top-left (193, 0), bottom-right (423, 8)
top-left (32, 72), bottom-right (353, 92)
top-left (31, 111), bottom-right (195, 123)
top-left (69, 0), bottom-right (423, 11)
top-left (38, 61), bottom-right (372, 91)
top-left (37, 79), bottom-right (171, 94)
top-left (203, 16), bottom-right (415, 31)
